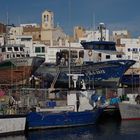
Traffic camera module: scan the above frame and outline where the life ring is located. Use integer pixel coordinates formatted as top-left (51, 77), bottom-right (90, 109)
top-left (88, 50), bottom-right (92, 57)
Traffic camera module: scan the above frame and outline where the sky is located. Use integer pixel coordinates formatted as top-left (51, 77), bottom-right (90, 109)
top-left (0, 0), bottom-right (140, 37)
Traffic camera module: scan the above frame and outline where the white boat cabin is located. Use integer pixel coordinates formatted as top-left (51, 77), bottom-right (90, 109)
top-left (0, 44), bottom-right (30, 61)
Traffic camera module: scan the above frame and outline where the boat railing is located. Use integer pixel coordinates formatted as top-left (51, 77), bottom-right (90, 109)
top-left (35, 105), bottom-right (75, 113)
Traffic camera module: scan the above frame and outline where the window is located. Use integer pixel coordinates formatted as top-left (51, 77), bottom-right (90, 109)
top-left (20, 47), bottom-right (24, 51)
top-left (26, 54), bottom-right (30, 57)
top-left (35, 47), bottom-right (40, 53)
top-left (7, 54), bottom-right (10, 58)
top-left (128, 48), bottom-right (131, 52)
top-left (21, 38), bottom-right (31, 41)
top-left (47, 15), bottom-right (49, 21)
top-left (133, 48), bottom-right (138, 52)
top-left (44, 15), bottom-right (46, 22)
top-left (16, 54), bottom-right (20, 58)
top-left (106, 55), bottom-right (110, 59)
top-left (14, 47), bottom-right (19, 51)
top-left (35, 47), bottom-right (45, 53)
top-left (2, 48), bottom-right (6, 52)
top-left (116, 55), bottom-right (122, 58)
top-left (7, 47), bottom-right (12, 51)
top-left (42, 47), bottom-right (45, 53)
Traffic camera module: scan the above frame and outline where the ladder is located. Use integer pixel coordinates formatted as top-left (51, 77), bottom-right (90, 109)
top-left (50, 67), bottom-right (60, 89)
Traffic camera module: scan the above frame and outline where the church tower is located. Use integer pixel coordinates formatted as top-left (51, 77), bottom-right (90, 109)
top-left (42, 10), bottom-right (54, 30)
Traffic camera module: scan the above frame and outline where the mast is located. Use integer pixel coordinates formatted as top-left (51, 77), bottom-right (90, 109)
top-left (68, 0), bottom-right (71, 89)
top-left (4, 12), bottom-right (9, 45)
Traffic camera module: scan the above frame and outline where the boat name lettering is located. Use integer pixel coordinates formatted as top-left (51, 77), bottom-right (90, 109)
top-left (15, 60), bottom-right (28, 63)
top-left (93, 70), bottom-right (105, 75)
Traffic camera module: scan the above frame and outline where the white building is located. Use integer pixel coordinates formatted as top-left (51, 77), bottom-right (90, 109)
top-left (20, 23), bottom-right (39, 28)
top-left (79, 29), bottom-right (109, 42)
top-left (120, 38), bottom-right (140, 69)
top-left (113, 30), bottom-right (130, 37)
top-left (8, 26), bottom-right (23, 44)
top-left (0, 35), bottom-right (4, 46)
top-left (15, 35), bottom-right (33, 55)
top-left (33, 43), bottom-right (48, 60)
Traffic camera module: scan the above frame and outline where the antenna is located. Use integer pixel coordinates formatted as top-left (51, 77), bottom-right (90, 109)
top-left (92, 12), bottom-right (96, 31)
top-left (6, 11), bottom-right (9, 25)
top-left (68, 0), bottom-right (71, 89)
top-left (5, 11), bottom-right (9, 45)
top-left (92, 12), bottom-right (96, 40)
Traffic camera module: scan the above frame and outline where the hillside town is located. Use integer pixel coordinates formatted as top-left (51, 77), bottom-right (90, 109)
top-left (0, 9), bottom-right (140, 136)
top-left (0, 10), bottom-right (140, 73)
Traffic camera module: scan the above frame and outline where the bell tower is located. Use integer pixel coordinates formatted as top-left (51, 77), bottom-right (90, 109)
top-left (42, 10), bottom-right (54, 30)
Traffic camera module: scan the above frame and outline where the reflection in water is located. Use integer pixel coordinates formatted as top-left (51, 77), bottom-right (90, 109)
top-left (27, 126), bottom-right (99, 140)
top-left (120, 120), bottom-right (140, 135)
top-left (1, 119), bottom-right (140, 140)
top-left (0, 135), bottom-right (26, 140)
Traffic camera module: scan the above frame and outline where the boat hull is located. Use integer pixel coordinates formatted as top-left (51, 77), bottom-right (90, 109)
top-left (0, 115), bottom-right (26, 135)
top-left (120, 74), bottom-right (140, 87)
top-left (0, 57), bottom-right (45, 85)
top-left (119, 103), bottom-right (140, 120)
top-left (26, 109), bottom-right (103, 130)
top-left (35, 60), bottom-right (135, 88)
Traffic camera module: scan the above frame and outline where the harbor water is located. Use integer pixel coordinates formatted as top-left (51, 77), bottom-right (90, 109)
top-left (1, 117), bottom-right (140, 140)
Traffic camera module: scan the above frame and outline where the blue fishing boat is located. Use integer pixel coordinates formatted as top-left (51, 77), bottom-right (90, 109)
top-left (26, 75), bottom-right (105, 130)
top-left (35, 59), bottom-right (135, 88)
top-left (35, 23), bottom-right (135, 88)
top-left (120, 74), bottom-right (140, 87)
top-left (26, 108), bottom-right (103, 130)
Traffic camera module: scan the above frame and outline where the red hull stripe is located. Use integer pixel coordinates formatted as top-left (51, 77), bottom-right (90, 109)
top-left (122, 118), bottom-right (140, 120)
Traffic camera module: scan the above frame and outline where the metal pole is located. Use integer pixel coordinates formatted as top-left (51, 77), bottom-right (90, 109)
top-left (68, 41), bottom-right (71, 88)
top-left (68, 0), bottom-right (71, 89)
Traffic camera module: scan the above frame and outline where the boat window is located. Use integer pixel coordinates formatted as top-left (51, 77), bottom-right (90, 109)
top-left (106, 55), bottom-right (110, 59)
top-left (16, 54), bottom-right (20, 58)
top-left (21, 54), bottom-right (25, 57)
top-left (133, 48), bottom-right (138, 53)
top-left (20, 47), bottom-right (24, 51)
top-left (116, 54), bottom-right (122, 58)
top-left (128, 48), bottom-right (131, 52)
top-left (7, 47), bottom-right (12, 51)
top-left (79, 50), bottom-right (84, 58)
top-left (26, 54), bottom-right (30, 57)
top-left (21, 38), bottom-right (31, 41)
top-left (14, 47), bottom-right (19, 51)
top-left (2, 48), bottom-right (6, 52)
top-left (7, 54), bottom-right (10, 58)
top-left (93, 44), bottom-right (116, 51)
top-left (100, 45), bottom-right (104, 50)
top-left (94, 45), bottom-right (99, 50)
